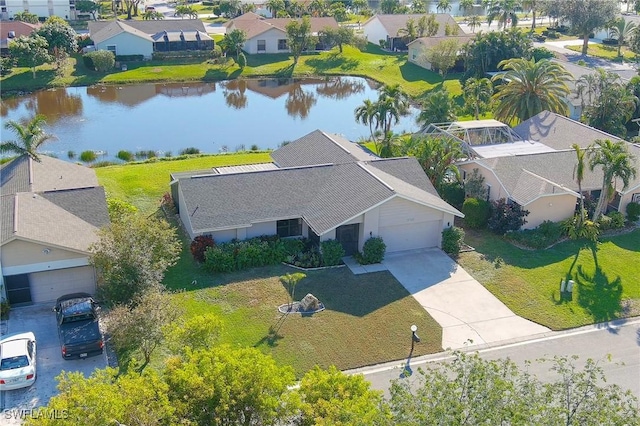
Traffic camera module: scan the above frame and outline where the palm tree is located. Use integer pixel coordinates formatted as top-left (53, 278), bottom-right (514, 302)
top-left (436, 0), bottom-right (452, 13)
top-left (266, 0), bottom-right (286, 17)
top-left (487, 0), bottom-right (521, 31)
top-left (142, 10), bottom-right (164, 20)
top-left (417, 88), bottom-right (457, 127)
top-left (397, 18), bottom-right (418, 44)
top-left (467, 15), bottom-right (482, 33)
top-left (588, 139), bottom-right (637, 220)
top-left (1, 114), bottom-right (55, 162)
top-left (522, 0), bottom-right (541, 30)
top-left (584, 81), bottom-right (638, 138)
top-left (221, 29), bottom-right (247, 60)
top-left (355, 99), bottom-right (381, 141)
top-left (491, 58), bottom-right (572, 125)
top-left (459, 0), bottom-right (475, 16)
top-left (608, 18), bottom-right (638, 58)
top-left (377, 84), bottom-right (410, 136)
top-left (572, 143), bottom-right (587, 224)
top-left (463, 77), bottom-right (493, 120)
top-left (399, 135), bottom-right (463, 190)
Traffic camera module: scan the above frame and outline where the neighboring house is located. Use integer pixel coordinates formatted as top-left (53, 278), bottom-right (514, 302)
top-left (171, 130), bottom-right (463, 255)
top-left (362, 13), bottom-right (463, 51)
top-left (0, 155), bottom-right (109, 305)
top-left (0, 0), bottom-right (76, 20)
top-left (407, 34), bottom-right (473, 70)
top-left (440, 111), bottom-right (640, 229)
top-left (225, 12), bottom-right (339, 54)
top-left (0, 20), bottom-right (40, 55)
top-left (88, 20), bottom-right (213, 59)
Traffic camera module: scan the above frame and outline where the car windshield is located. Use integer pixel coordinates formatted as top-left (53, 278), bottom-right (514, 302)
top-left (0, 355), bottom-right (29, 370)
top-left (62, 313), bottom-right (95, 323)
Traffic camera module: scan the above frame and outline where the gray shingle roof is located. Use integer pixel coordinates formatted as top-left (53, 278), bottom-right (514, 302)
top-left (89, 19), bottom-right (207, 38)
top-left (42, 187), bottom-right (110, 229)
top-left (364, 13), bottom-right (462, 38)
top-left (90, 20), bottom-right (153, 44)
top-left (179, 158), bottom-right (462, 236)
top-left (365, 157), bottom-right (439, 197)
top-left (271, 130), bottom-right (377, 167)
top-left (2, 192), bottom-right (100, 251)
top-left (513, 111), bottom-right (622, 151)
top-left (0, 155), bottom-right (100, 196)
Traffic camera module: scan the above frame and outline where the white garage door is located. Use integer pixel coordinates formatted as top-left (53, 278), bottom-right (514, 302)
top-left (379, 220), bottom-right (441, 253)
top-left (28, 266), bottom-right (96, 303)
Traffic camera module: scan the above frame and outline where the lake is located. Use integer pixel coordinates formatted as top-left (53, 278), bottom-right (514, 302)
top-left (0, 77), bottom-right (420, 161)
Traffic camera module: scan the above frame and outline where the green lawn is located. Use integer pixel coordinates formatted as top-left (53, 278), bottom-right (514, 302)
top-left (164, 259), bottom-right (442, 376)
top-left (2, 45), bottom-right (461, 98)
top-left (565, 43), bottom-right (637, 62)
top-left (95, 152), bottom-right (271, 214)
top-left (457, 229), bottom-right (640, 330)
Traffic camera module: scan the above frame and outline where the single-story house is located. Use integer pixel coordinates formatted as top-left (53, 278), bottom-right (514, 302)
top-left (362, 13), bottom-right (463, 51)
top-left (407, 34), bottom-right (474, 70)
top-left (0, 155), bottom-right (109, 305)
top-left (0, 20), bottom-right (40, 55)
top-left (170, 130), bottom-right (463, 254)
top-left (88, 19), bottom-right (213, 59)
top-left (225, 12), bottom-right (339, 54)
top-left (449, 112), bottom-right (640, 228)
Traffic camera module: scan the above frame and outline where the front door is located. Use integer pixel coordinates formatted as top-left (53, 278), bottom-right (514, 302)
top-left (336, 224), bottom-right (359, 256)
top-left (4, 274), bottom-right (32, 305)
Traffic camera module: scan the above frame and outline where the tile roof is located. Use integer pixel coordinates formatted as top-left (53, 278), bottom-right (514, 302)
top-left (271, 130), bottom-right (378, 167)
top-left (513, 111), bottom-right (622, 151)
top-left (364, 13), bottom-right (462, 38)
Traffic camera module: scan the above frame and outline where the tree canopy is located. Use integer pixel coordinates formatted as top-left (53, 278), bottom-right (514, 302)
top-left (463, 28), bottom-right (532, 77)
top-left (8, 35), bottom-right (51, 79)
top-left (1, 114), bottom-right (55, 161)
top-left (286, 16), bottom-right (314, 65)
top-left (558, 0), bottom-right (619, 55)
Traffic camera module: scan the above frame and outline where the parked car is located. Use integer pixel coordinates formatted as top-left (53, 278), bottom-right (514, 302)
top-left (54, 293), bottom-right (104, 360)
top-left (0, 332), bottom-right (37, 390)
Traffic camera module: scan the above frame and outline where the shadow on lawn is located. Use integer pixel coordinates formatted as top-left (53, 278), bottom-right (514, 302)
top-left (575, 265), bottom-right (624, 324)
top-left (283, 268), bottom-right (407, 317)
top-left (306, 53), bottom-right (359, 73)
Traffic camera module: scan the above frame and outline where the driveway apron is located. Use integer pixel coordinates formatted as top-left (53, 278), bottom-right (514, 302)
top-left (383, 249), bottom-right (550, 349)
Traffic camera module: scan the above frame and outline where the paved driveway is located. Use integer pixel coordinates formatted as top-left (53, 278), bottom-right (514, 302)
top-left (383, 249), bottom-right (550, 350)
top-left (0, 304), bottom-right (107, 422)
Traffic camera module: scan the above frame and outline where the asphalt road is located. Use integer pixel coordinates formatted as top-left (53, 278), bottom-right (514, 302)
top-left (357, 318), bottom-right (640, 398)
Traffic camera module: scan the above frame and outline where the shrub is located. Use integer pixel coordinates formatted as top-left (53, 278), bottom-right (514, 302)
top-left (85, 50), bottom-right (115, 72)
top-left (211, 44), bottom-right (223, 58)
top-left (531, 47), bottom-right (554, 61)
top-left (441, 226), bottom-right (465, 256)
top-left (563, 215), bottom-right (600, 242)
top-left (626, 202), bottom-right (640, 222)
top-left (179, 147), bottom-right (200, 155)
top-left (117, 150), bottom-right (134, 162)
top-left (598, 211), bottom-right (625, 230)
top-left (236, 52), bottom-right (247, 68)
top-left (462, 197), bottom-right (490, 229)
top-left (487, 199), bottom-right (529, 234)
top-left (463, 169), bottom-right (487, 199)
top-left (0, 298), bottom-right (9, 320)
top-left (0, 56), bottom-right (14, 75)
top-left (505, 220), bottom-right (564, 249)
top-left (79, 150), bottom-right (97, 163)
top-left (67, 150), bottom-right (75, 159)
top-left (439, 181), bottom-right (464, 210)
top-left (356, 237), bottom-right (386, 265)
top-left (190, 235), bottom-right (215, 263)
top-left (320, 239), bottom-right (345, 266)
top-left (82, 53), bottom-right (94, 70)
top-left (250, 144), bottom-right (259, 151)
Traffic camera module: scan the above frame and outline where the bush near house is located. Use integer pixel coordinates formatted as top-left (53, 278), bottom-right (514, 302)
top-left (190, 235), bottom-right (216, 263)
top-left (597, 211), bottom-right (625, 231)
top-left (320, 239), bottom-right (345, 266)
top-left (462, 197), bottom-right (490, 229)
top-left (626, 202), bottom-right (640, 222)
top-left (487, 198), bottom-right (529, 235)
top-left (504, 220), bottom-right (565, 250)
top-left (441, 226), bottom-right (465, 256)
top-left (355, 237), bottom-right (386, 265)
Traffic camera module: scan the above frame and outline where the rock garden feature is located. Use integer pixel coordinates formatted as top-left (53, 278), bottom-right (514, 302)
top-left (278, 293), bottom-right (325, 314)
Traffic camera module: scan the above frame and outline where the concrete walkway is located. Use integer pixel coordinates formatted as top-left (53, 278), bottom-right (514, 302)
top-left (382, 249), bottom-right (550, 350)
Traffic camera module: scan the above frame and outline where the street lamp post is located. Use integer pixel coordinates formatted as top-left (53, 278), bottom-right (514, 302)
top-left (411, 324), bottom-right (420, 348)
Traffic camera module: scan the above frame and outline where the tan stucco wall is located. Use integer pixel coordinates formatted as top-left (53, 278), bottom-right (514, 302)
top-left (458, 163), bottom-right (508, 201)
top-left (524, 194), bottom-right (577, 229)
top-left (1, 239), bottom-right (86, 268)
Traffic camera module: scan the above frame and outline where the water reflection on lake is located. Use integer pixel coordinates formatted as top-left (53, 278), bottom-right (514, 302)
top-left (1, 77), bottom-right (419, 160)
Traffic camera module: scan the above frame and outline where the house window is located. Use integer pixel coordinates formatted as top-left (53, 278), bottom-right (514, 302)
top-left (277, 219), bottom-right (302, 238)
top-left (257, 40), bottom-right (266, 52)
top-left (107, 45), bottom-right (116, 55)
top-left (486, 184), bottom-right (491, 200)
top-left (462, 170), bottom-right (467, 181)
top-left (278, 39), bottom-right (288, 50)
